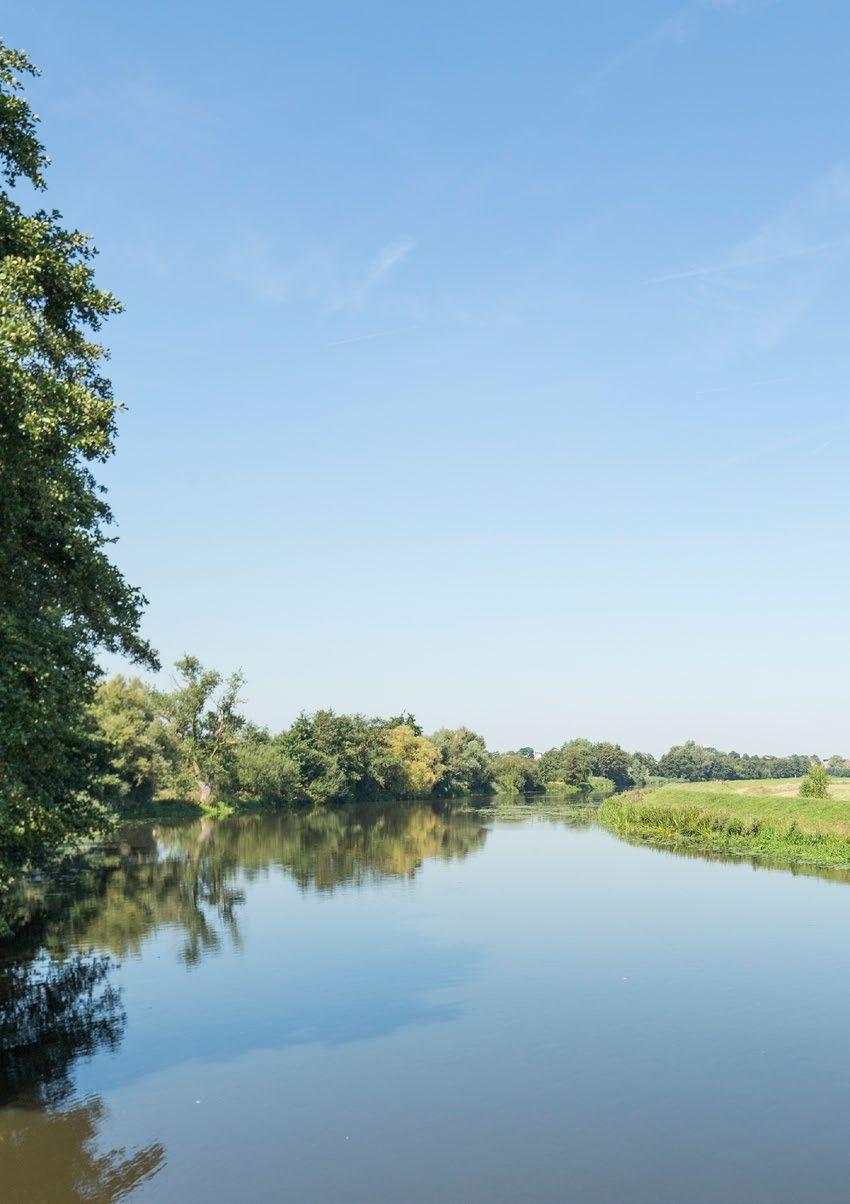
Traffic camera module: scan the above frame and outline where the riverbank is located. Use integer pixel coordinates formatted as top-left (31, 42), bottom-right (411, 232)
top-left (598, 779), bottom-right (850, 866)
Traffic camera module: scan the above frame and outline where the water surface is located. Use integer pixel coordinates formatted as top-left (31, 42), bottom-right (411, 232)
top-left (2, 803), bottom-right (850, 1203)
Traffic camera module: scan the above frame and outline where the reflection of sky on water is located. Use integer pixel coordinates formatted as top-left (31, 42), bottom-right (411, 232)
top-left (75, 874), bottom-right (478, 1098)
top-left (6, 811), bottom-right (850, 1203)
top-left (2, 806), bottom-right (486, 1106)
top-left (1, 806), bottom-right (485, 1203)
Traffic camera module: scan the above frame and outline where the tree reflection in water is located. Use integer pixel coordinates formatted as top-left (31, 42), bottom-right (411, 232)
top-left (44, 803), bottom-right (488, 963)
top-left (0, 803), bottom-right (488, 1198)
top-left (1, 954), bottom-right (123, 1109)
top-left (2, 1096), bottom-right (164, 1202)
top-left (0, 951), bottom-right (165, 1200)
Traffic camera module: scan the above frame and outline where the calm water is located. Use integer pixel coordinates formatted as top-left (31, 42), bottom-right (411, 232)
top-left (3, 802), bottom-right (850, 1203)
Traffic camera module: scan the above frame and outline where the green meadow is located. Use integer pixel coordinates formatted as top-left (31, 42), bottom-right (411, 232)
top-left (599, 778), bottom-right (850, 867)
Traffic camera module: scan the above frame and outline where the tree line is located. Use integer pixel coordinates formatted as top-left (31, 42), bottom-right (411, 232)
top-left (92, 657), bottom-right (515, 809)
top-left (654, 740), bottom-right (816, 783)
top-left (90, 658), bottom-right (826, 811)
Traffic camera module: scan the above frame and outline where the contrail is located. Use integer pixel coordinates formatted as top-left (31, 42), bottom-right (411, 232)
top-left (325, 326), bottom-right (415, 348)
top-left (644, 239), bottom-right (848, 285)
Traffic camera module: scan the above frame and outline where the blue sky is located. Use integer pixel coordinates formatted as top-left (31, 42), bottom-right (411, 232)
top-left (7, 0), bottom-right (849, 753)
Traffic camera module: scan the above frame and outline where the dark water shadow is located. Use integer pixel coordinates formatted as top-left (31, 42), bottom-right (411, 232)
top-left (0, 948), bottom-right (165, 1200)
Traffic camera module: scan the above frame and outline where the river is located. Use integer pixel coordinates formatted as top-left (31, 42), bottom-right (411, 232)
top-left (2, 802), bottom-right (849, 1202)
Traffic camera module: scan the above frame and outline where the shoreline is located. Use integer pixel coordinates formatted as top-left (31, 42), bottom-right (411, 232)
top-left (598, 781), bottom-right (850, 868)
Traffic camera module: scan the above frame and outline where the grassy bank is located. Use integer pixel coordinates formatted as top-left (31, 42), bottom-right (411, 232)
top-left (599, 779), bottom-right (850, 866)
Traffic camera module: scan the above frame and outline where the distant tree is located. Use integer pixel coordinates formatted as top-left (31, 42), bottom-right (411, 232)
top-left (536, 740), bottom-right (594, 789)
top-left (277, 710), bottom-right (389, 805)
top-left (515, 747), bottom-right (535, 760)
top-left (628, 751), bottom-right (658, 786)
top-left (799, 764), bottom-right (830, 799)
top-left (157, 657), bottom-right (245, 806)
top-left (659, 741), bottom-right (715, 782)
top-left (590, 742), bottom-right (635, 791)
top-left (383, 712), bottom-right (422, 736)
top-left (561, 740), bottom-right (594, 788)
top-left (825, 754), bottom-right (850, 777)
top-left (658, 742), bottom-right (816, 783)
top-left (430, 727), bottom-right (493, 796)
top-left (536, 746), bottom-right (566, 786)
top-left (381, 725), bottom-right (443, 797)
top-left (491, 754), bottom-right (541, 795)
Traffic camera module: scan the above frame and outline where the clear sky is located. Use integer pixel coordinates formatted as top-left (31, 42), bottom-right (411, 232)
top-left (7, 1), bottom-right (849, 754)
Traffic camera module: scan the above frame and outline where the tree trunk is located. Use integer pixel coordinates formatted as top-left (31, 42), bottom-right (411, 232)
top-left (197, 779), bottom-right (213, 806)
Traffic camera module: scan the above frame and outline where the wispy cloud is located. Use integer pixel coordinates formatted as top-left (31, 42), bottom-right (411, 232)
top-left (645, 239), bottom-right (850, 285)
top-left (325, 325), bottom-right (416, 348)
top-left (582, 0), bottom-right (769, 94)
top-left (648, 165), bottom-right (850, 350)
top-left (327, 240), bottom-right (415, 312)
top-left (225, 236), bottom-right (415, 313)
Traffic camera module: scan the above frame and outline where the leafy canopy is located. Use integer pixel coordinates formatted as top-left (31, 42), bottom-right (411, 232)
top-left (90, 676), bottom-right (175, 806)
top-left (156, 657), bottom-right (245, 803)
top-left (430, 727), bottom-right (492, 796)
top-left (490, 754), bottom-right (541, 795)
top-left (380, 725), bottom-right (443, 797)
top-left (0, 39), bottom-right (155, 901)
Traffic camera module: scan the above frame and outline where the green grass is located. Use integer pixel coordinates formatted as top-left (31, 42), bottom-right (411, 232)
top-left (599, 778), bottom-right (850, 866)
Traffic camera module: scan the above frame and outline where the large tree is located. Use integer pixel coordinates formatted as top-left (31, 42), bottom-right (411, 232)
top-left (277, 710), bottom-right (389, 805)
top-left (430, 727), bottom-right (492, 796)
top-left (157, 657), bottom-right (244, 805)
top-left (380, 724), bottom-right (443, 798)
top-left (590, 742), bottom-right (635, 791)
top-left (0, 42), bottom-right (155, 904)
top-left (90, 676), bottom-right (175, 806)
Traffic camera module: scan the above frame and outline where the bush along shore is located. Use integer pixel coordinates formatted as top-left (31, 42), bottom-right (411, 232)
top-left (599, 777), bottom-right (850, 868)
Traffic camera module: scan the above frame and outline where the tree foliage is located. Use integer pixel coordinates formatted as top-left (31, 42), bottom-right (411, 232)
top-left (430, 727), bottom-right (492, 796)
top-left (659, 741), bottom-right (813, 782)
top-left (799, 764), bottom-right (830, 799)
top-left (234, 727), bottom-right (300, 805)
top-left (0, 41), bottom-right (155, 896)
top-left (277, 710), bottom-right (391, 805)
top-left (536, 739), bottom-right (596, 789)
top-left (589, 742), bottom-right (634, 791)
top-left (155, 657), bottom-right (245, 805)
top-left (87, 661), bottom-right (827, 816)
top-left (490, 754), bottom-right (541, 795)
top-left (89, 676), bottom-right (175, 806)
top-left (826, 754), bottom-right (850, 778)
top-left (380, 725), bottom-right (443, 797)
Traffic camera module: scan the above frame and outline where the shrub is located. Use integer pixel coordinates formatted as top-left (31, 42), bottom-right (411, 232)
top-left (799, 765), bottom-right (830, 799)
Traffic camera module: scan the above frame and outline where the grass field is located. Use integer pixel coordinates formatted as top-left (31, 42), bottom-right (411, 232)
top-left (598, 778), bottom-right (850, 866)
